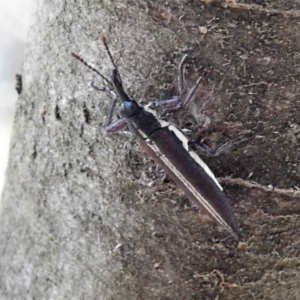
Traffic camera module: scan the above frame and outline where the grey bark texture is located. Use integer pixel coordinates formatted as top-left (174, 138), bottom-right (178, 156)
top-left (1, 0), bottom-right (300, 299)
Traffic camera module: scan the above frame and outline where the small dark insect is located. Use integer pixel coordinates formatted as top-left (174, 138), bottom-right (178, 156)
top-left (72, 37), bottom-right (244, 239)
top-left (15, 74), bottom-right (22, 94)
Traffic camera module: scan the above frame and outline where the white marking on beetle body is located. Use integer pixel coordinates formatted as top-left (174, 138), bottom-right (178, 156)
top-left (145, 139), bottom-right (232, 234)
top-left (145, 106), bottom-right (223, 191)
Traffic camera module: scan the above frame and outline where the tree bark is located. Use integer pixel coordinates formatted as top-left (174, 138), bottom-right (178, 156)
top-left (1, 1), bottom-right (300, 299)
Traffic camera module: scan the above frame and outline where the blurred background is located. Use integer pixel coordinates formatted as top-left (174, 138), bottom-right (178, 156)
top-left (0, 0), bottom-right (36, 197)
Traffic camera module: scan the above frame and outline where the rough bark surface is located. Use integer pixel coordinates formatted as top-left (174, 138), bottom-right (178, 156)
top-left (1, 0), bottom-right (300, 299)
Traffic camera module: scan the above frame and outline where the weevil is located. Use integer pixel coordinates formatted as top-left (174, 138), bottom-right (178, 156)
top-left (72, 37), bottom-right (242, 239)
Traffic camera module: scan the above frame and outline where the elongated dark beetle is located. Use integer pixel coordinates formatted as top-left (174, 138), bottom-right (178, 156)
top-left (72, 37), bottom-right (241, 239)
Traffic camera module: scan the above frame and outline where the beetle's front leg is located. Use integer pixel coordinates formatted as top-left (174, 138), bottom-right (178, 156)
top-left (91, 82), bottom-right (128, 133)
top-left (146, 55), bottom-right (202, 115)
top-left (105, 118), bottom-right (128, 134)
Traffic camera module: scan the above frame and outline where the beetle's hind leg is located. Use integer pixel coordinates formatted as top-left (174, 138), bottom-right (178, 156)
top-left (190, 133), bottom-right (254, 157)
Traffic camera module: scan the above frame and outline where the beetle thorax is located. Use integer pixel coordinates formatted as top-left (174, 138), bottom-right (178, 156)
top-left (119, 100), bottom-right (142, 119)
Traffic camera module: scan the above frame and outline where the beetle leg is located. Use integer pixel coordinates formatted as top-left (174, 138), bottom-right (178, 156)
top-left (146, 55), bottom-right (202, 114)
top-left (105, 118), bottom-right (128, 133)
top-left (178, 54), bottom-right (188, 97)
top-left (91, 82), bottom-right (128, 133)
top-left (145, 96), bottom-right (180, 112)
top-left (191, 134), bottom-right (253, 157)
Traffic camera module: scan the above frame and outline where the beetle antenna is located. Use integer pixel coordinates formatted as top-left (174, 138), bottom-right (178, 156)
top-left (101, 36), bottom-right (123, 85)
top-left (71, 52), bottom-right (112, 86)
